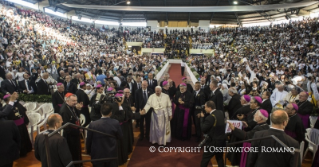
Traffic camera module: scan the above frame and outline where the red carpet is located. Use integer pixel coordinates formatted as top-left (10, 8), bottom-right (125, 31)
top-left (128, 137), bottom-right (203, 167)
top-left (168, 64), bottom-right (184, 86)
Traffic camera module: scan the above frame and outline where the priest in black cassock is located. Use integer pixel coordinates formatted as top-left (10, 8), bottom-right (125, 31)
top-left (161, 80), bottom-right (176, 107)
top-left (123, 88), bottom-right (141, 155)
top-left (232, 95), bottom-right (252, 120)
top-left (34, 114), bottom-right (73, 167)
top-left (76, 82), bottom-right (91, 127)
top-left (242, 96), bottom-right (262, 131)
top-left (52, 83), bottom-right (65, 113)
top-left (3, 94), bottom-right (32, 157)
top-left (60, 93), bottom-right (83, 167)
top-left (176, 77), bottom-right (193, 94)
top-left (284, 103), bottom-right (305, 143)
top-left (172, 83), bottom-right (194, 140)
top-left (111, 93), bottom-right (127, 165)
top-left (90, 84), bottom-right (105, 121)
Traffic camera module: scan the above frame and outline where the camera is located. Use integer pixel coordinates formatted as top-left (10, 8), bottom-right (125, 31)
top-left (198, 134), bottom-right (211, 147)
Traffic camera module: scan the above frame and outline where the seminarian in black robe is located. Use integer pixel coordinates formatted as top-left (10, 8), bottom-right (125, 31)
top-left (5, 102), bottom-right (32, 157)
top-left (172, 91), bottom-right (194, 140)
top-left (34, 130), bottom-right (73, 167)
top-left (52, 90), bottom-right (65, 113)
top-left (284, 113), bottom-right (305, 143)
top-left (76, 88), bottom-right (91, 127)
top-left (246, 128), bottom-right (300, 167)
top-left (122, 95), bottom-right (141, 155)
top-left (60, 103), bottom-right (82, 167)
top-left (110, 102), bottom-right (127, 165)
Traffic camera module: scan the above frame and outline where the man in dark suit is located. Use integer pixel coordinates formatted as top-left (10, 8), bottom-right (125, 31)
top-left (36, 72), bottom-right (51, 95)
top-left (200, 101), bottom-right (226, 167)
top-left (147, 73), bottom-right (157, 91)
top-left (177, 77), bottom-right (194, 93)
top-left (261, 91), bottom-right (272, 124)
top-left (34, 114), bottom-right (73, 167)
top-left (19, 73), bottom-right (35, 94)
top-left (86, 103), bottom-right (123, 167)
top-left (0, 60), bottom-right (5, 80)
top-left (225, 87), bottom-right (242, 119)
top-left (135, 80), bottom-right (154, 140)
top-left (127, 76), bottom-right (137, 98)
top-left (192, 82), bottom-right (206, 142)
top-left (64, 75), bottom-right (77, 94)
top-left (208, 80), bottom-right (224, 112)
top-left (1, 73), bottom-right (19, 94)
top-left (71, 73), bottom-right (81, 87)
top-left (0, 119), bottom-right (20, 167)
top-left (246, 110), bottom-right (300, 167)
top-left (200, 77), bottom-right (210, 100)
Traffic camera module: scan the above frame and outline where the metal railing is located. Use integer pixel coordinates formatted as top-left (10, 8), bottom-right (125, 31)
top-left (225, 135), bottom-right (300, 167)
top-left (44, 122), bottom-right (118, 167)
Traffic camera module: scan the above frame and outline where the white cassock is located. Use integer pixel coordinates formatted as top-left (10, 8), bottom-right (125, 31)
top-left (144, 93), bottom-right (172, 145)
top-left (270, 90), bottom-right (288, 107)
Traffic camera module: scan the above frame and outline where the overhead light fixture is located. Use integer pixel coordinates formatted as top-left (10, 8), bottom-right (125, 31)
top-left (126, 1), bottom-right (131, 4)
top-left (233, 1), bottom-right (238, 5)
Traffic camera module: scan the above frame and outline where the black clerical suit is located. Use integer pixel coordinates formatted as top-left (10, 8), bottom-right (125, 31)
top-left (135, 88), bottom-right (154, 139)
top-left (200, 84), bottom-right (210, 101)
top-left (64, 82), bottom-right (77, 94)
top-left (52, 91), bottom-right (65, 113)
top-left (192, 89), bottom-right (206, 141)
top-left (200, 109), bottom-right (226, 167)
top-left (147, 78), bottom-right (158, 91)
top-left (34, 130), bottom-right (73, 167)
top-left (208, 88), bottom-right (224, 112)
top-left (36, 79), bottom-right (50, 95)
top-left (246, 128), bottom-right (300, 167)
top-left (0, 119), bottom-right (20, 167)
top-left (59, 103), bottom-right (82, 167)
top-left (225, 94), bottom-right (242, 119)
top-left (89, 93), bottom-right (106, 121)
top-left (260, 99), bottom-right (272, 124)
top-left (76, 89), bottom-right (91, 127)
top-left (86, 117), bottom-right (123, 167)
top-left (1, 79), bottom-right (19, 94)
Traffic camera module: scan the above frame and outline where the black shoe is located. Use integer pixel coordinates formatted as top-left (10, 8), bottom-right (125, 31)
top-left (139, 137), bottom-right (144, 141)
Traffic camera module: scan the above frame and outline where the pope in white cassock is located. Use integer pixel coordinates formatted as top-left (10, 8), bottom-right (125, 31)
top-left (141, 86), bottom-right (172, 145)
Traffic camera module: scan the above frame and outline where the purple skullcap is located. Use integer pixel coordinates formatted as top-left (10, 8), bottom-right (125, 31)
top-left (305, 92), bottom-right (309, 96)
top-left (107, 87), bottom-right (114, 91)
top-left (163, 81), bottom-right (168, 86)
top-left (243, 95), bottom-right (251, 102)
top-left (259, 109), bottom-right (269, 118)
top-left (3, 94), bottom-right (10, 100)
top-left (182, 77), bottom-right (187, 80)
top-left (292, 103), bottom-right (299, 111)
top-left (95, 84), bottom-right (102, 88)
top-left (254, 96), bottom-right (262, 104)
top-left (79, 82), bottom-right (85, 86)
top-left (180, 83), bottom-right (187, 87)
top-left (115, 93), bottom-right (122, 98)
top-left (56, 83), bottom-right (63, 86)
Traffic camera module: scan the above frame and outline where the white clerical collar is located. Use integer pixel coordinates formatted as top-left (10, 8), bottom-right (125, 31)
top-left (270, 127), bottom-right (284, 131)
top-left (210, 109), bottom-right (216, 114)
